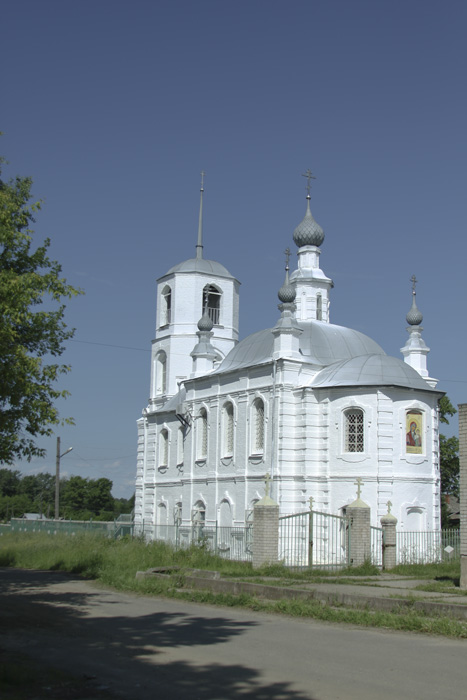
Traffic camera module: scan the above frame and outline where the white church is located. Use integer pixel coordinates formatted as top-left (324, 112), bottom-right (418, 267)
top-left (135, 174), bottom-right (443, 534)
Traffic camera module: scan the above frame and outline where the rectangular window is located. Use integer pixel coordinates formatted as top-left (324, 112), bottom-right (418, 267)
top-left (345, 410), bottom-right (364, 452)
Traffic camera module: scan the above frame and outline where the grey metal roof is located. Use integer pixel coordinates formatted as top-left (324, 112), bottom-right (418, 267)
top-left (164, 257), bottom-right (235, 279)
top-left (215, 321), bottom-right (385, 374)
top-left (310, 354), bottom-right (434, 391)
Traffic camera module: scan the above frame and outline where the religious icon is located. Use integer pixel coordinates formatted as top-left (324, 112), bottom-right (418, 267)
top-left (406, 411), bottom-right (422, 454)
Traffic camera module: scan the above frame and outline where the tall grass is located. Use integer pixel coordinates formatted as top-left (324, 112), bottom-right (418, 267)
top-left (1, 532), bottom-right (465, 637)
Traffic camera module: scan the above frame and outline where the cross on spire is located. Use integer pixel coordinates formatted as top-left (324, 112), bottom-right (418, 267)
top-left (354, 477), bottom-right (363, 499)
top-left (284, 247), bottom-right (291, 271)
top-left (200, 170), bottom-right (205, 191)
top-left (302, 169), bottom-right (316, 197)
top-left (411, 274), bottom-right (417, 294)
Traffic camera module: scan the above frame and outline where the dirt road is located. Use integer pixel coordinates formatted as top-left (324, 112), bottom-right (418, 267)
top-left (1, 568), bottom-right (466, 700)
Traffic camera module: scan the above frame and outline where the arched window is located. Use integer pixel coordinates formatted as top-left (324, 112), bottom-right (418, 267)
top-left (219, 500), bottom-right (232, 527)
top-left (192, 500), bottom-right (206, 540)
top-left (174, 502), bottom-right (182, 526)
top-left (223, 402), bottom-right (234, 457)
top-left (177, 426), bottom-right (184, 466)
top-left (161, 285), bottom-right (172, 326)
top-left (344, 408), bottom-right (364, 452)
top-left (316, 294), bottom-right (322, 321)
top-left (203, 284), bottom-right (221, 325)
top-left (159, 429), bottom-right (168, 467)
top-left (156, 352), bottom-right (167, 395)
top-left (252, 398), bottom-right (265, 454)
top-left (197, 408), bottom-right (208, 459)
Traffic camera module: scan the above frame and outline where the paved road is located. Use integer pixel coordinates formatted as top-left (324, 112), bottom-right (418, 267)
top-left (0, 568), bottom-right (465, 700)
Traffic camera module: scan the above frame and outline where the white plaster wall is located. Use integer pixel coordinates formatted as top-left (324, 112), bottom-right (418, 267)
top-left (136, 359), bottom-right (440, 535)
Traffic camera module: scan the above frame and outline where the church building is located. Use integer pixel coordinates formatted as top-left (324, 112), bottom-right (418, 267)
top-left (135, 174), bottom-right (442, 534)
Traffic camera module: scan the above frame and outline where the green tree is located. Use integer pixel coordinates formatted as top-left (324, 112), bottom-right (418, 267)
top-left (0, 156), bottom-right (82, 463)
top-left (0, 467), bottom-right (21, 496)
top-left (86, 478), bottom-right (114, 514)
top-left (438, 396), bottom-right (460, 497)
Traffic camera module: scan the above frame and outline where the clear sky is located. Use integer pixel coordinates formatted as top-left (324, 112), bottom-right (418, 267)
top-left (2, 0), bottom-right (466, 497)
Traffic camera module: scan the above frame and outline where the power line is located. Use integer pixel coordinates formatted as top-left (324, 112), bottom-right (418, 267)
top-left (69, 339), bottom-right (149, 352)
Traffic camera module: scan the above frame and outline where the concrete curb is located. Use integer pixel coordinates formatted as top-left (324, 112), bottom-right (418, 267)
top-left (135, 568), bottom-right (467, 621)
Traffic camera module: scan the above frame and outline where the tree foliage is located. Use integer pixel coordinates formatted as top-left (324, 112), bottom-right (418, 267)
top-left (0, 156), bottom-right (82, 463)
top-left (0, 467), bottom-right (134, 521)
top-left (438, 396), bottom-right (460, 497)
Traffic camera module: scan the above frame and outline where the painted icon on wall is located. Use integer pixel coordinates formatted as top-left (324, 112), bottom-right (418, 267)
top-left (406, 411), bottom-right (422, 454)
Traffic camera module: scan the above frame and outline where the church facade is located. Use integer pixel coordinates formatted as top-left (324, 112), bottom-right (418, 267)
top-left (135, 179), bottom-right (442, 534)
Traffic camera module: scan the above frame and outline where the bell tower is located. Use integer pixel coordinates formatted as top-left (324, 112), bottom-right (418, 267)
top-left (148, 176), bottom-right (240, 407)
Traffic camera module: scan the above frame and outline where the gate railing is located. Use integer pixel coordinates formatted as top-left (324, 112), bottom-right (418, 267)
top-left (279, 510), bottom-right (351, 569)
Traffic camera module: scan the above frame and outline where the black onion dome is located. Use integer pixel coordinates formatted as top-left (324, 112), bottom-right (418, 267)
top-left (406, 295), bottom-right (423, 326)
top-left (293, 197), bottom-right (324, 247)
top-left (198, 311), bottom-right (213, 332)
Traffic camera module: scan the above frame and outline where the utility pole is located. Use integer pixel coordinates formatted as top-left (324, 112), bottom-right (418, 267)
top-left (55, 437), bottom-right (73, 520)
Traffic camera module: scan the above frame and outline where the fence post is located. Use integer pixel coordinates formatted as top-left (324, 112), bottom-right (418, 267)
top-left (381, 502), bottom-right (398, 570)
top-left (252, 492), bottom-right (279, 569)
top-left (346, 480), bottom-right (371, 567)
top-left (458, 404), bottom-right (467, 589)
top-left (307, 496), bottom-right (314, 567)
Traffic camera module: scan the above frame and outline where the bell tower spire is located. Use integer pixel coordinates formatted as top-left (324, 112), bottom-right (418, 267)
top-left (196, 171), bottom-right (205, 260)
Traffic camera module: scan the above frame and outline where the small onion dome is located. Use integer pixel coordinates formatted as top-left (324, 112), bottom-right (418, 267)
top-left (278, 274), bottom-right (296, 303)
top-left (406, 294), bottom-right (423, 326)
top-left (293, 196), bottom-right (324, 247)
top-left (198, 311), bottom-right (213, 332)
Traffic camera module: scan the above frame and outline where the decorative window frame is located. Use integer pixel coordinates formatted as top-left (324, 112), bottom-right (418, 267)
top-left (196, 405), bottom-right (209, 463)
top-left (155, 351), bottom-right (167, 395)
top-left (158, 425), bottom-right (170, 471)
top-left (160, 284), bottom-right (172, 328)
top-left (249, 393), bottom-right (267, 460)
top-left (176, 425), bottom-right (184, 467)
top-left (405, 408), bottom-right (424, 456)
top-left (221, 400), bottom-right (235, 460)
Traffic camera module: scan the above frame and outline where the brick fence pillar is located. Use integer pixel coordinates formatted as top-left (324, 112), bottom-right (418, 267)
top-left (458, 404), bottom-right (467, 589)
top-left (252, 495), bottom-right (279, 569)
top-left (347, 497), bottom-right (371, 567)
top-left (380, 505), bottom-right (398, 570)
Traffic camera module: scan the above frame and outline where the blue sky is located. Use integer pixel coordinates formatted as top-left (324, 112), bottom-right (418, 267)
top-left (2, 0), bottom-right (466, 497)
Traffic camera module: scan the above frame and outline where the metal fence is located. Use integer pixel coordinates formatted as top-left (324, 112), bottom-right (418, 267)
top-left (397, 529), bottom-right (461, 564)
top-left (9, 518), bottom-right (116, 537)
top-left (134, 522), bottom-right (253, 562)
top-left (370, 526), bottom-right (383, 567)
top-left (279, 510), bottom-right (351, 569)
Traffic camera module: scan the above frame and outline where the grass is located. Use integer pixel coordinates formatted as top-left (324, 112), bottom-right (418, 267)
top-left (1, 532), bottom-right (466, 638)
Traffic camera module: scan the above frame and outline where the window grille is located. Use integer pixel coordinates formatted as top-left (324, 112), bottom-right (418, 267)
top-left (198, 408), bottom-right (208, 459)
top-left (345, 409), bottom-right (364, 452)
top-left (253, 399), bottom-right (265, 453)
